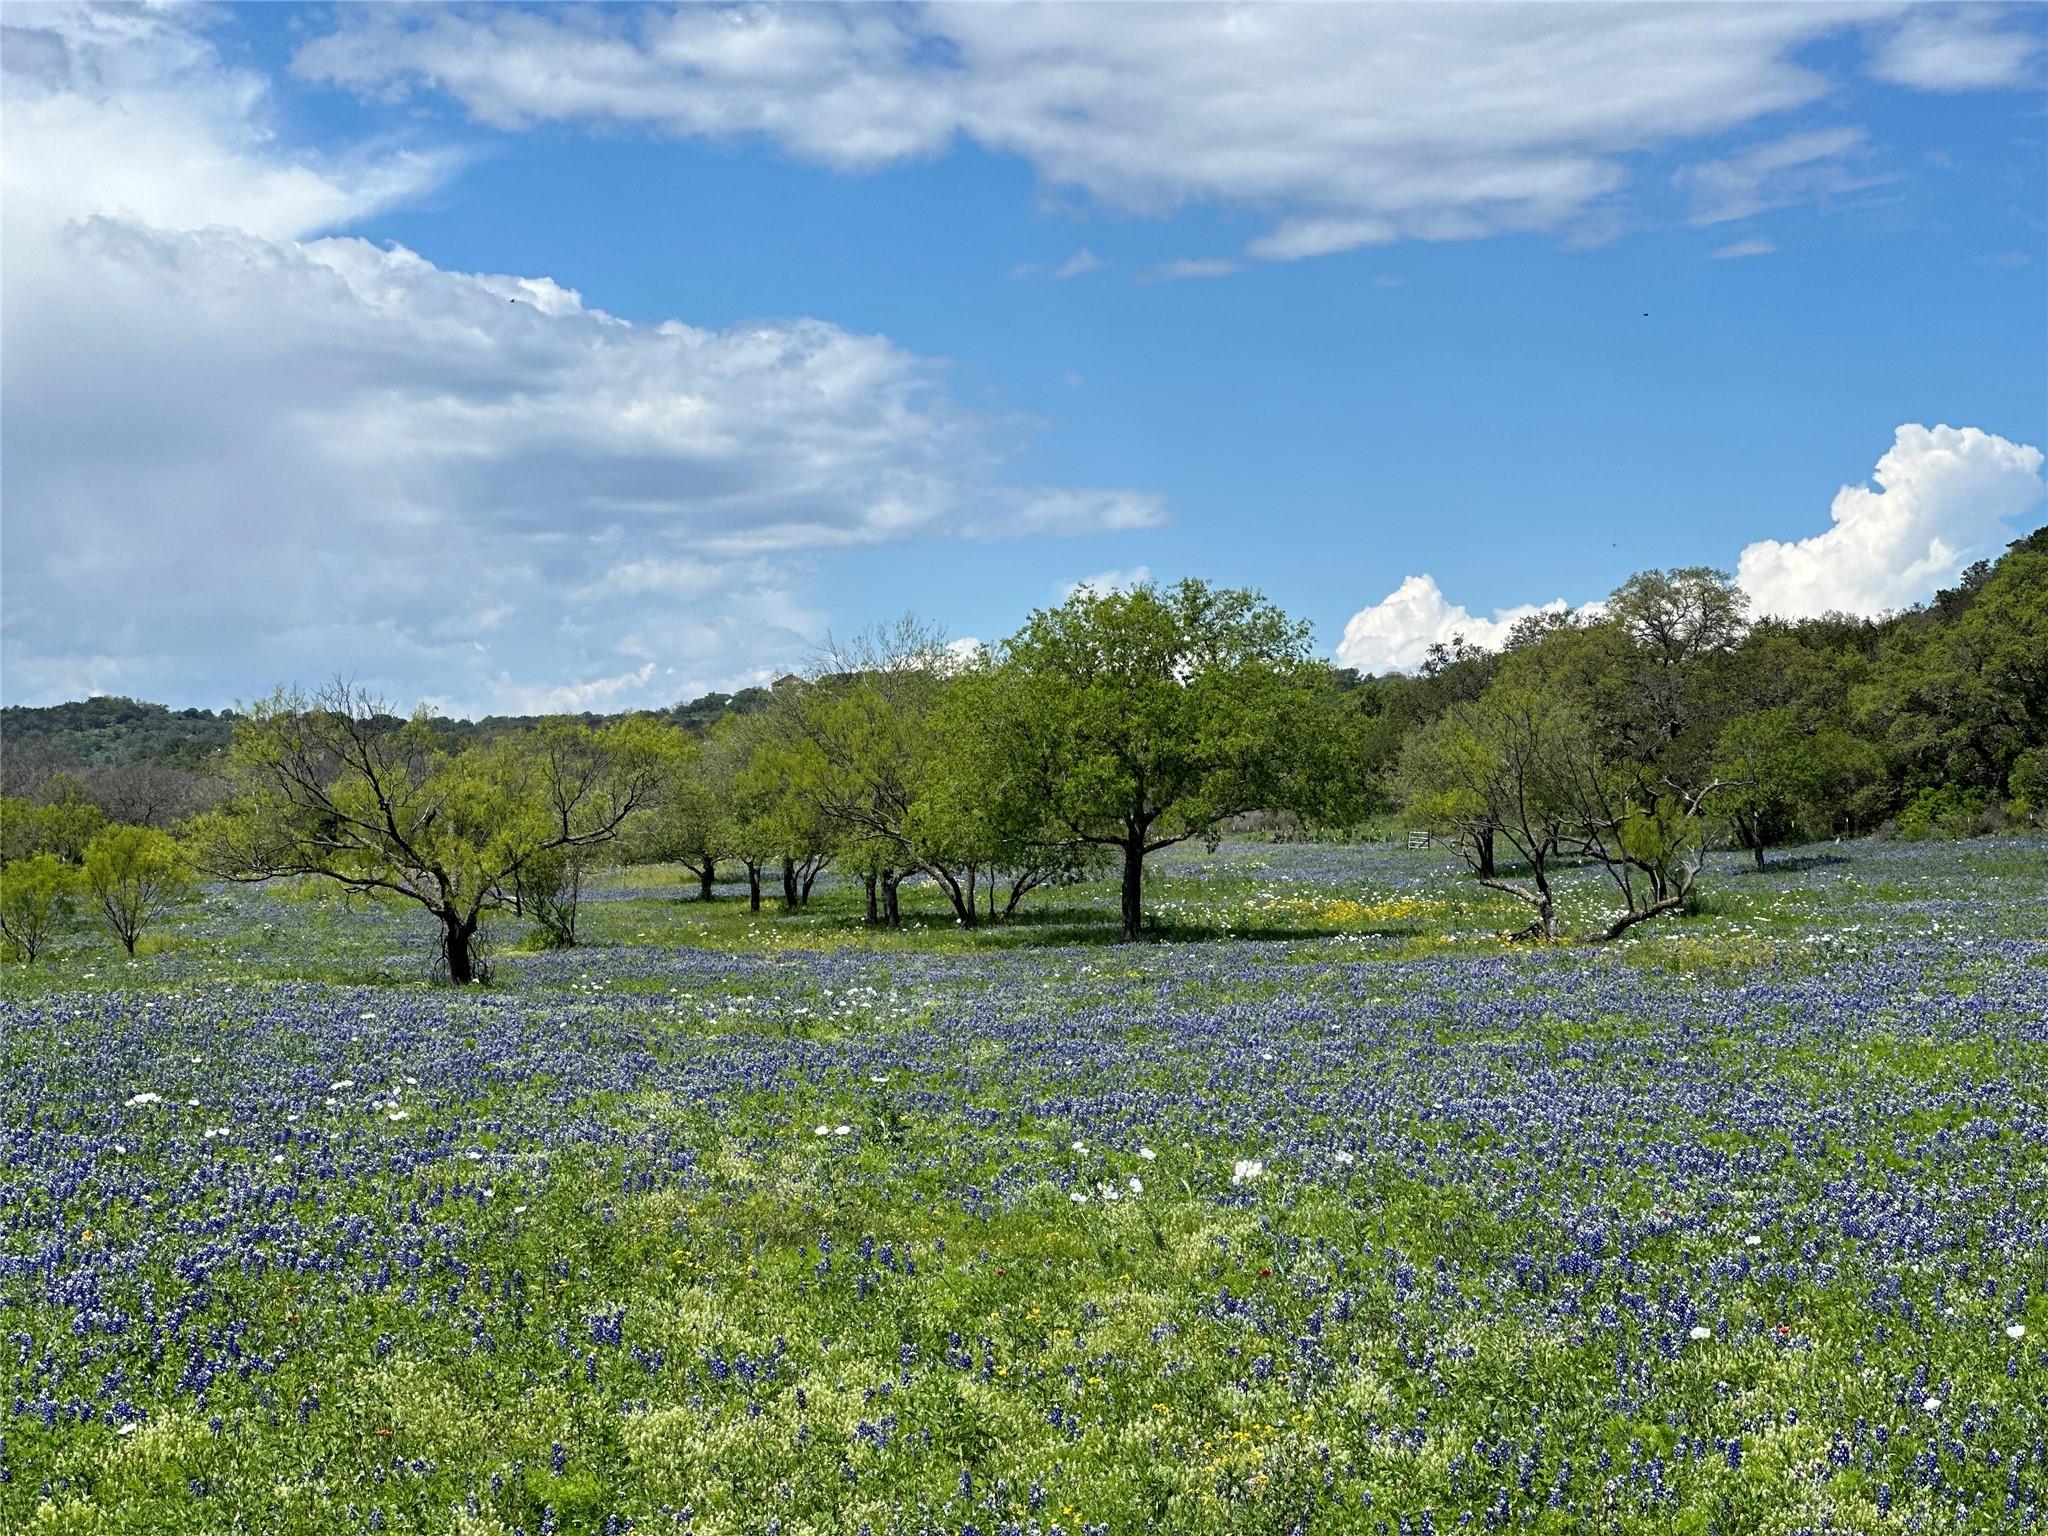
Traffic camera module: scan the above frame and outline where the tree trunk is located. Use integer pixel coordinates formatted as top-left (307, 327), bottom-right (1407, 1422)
top-left (441, 910), bottom-right (478, 985)
top-left (1003, 874), bottom-right (1036, 921)
top-left (698, 861), bottom-right (716, 901)
top-left (1752, 840), bottom-right (1766, 872)
top-left (863, 874), bottom-right (878, 926)
top-left (1476, 826), bottom-right (1496, 879)
top-left (1119, 839), bottom-right (1145, 941)
top-left (746, 862), bottom-right (762, 912)
top-left (882, 870), bottom-right (901, 926)
top-left (935, 868), bottom-right (977, 928)
top-left (781, 857), bottom-right (799, 910)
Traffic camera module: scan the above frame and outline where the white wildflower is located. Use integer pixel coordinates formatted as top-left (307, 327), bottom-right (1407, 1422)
top-left (2007, 1323), bottom-right (2027, 1340)
top-left (1689, 1325), bottom-right (1712, 1341)
top-left (1231, 1158), bottom-right (1265, 1185)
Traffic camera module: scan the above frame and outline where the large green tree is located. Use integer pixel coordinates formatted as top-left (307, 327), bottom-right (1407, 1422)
top-left (913, 659), bottom-right (1099, 923)
top-left (987, 579), bottom-right (1346, 940)
top-left (82, 824), bottom-right (194, 957)
top-left (195, 684), bottom-right (676, 982)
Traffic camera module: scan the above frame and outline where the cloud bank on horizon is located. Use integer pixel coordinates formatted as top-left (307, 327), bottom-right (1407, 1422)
top-left (1336, 423), bottom-right (2047, 675)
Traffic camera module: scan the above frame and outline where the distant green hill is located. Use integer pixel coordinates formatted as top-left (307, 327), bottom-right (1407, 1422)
top-left (0, 686), bottom-right (778, 779)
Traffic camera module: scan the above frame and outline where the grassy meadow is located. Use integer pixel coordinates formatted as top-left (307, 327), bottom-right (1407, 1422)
top-left (3, 838), bottom-right (2045, 1534)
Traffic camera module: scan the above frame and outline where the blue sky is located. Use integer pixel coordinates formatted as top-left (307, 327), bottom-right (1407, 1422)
top-left (3, 3), bottom-right (2044, 711)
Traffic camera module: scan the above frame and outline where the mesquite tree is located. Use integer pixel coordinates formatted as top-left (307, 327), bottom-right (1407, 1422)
top-left (82, 825), bottom-right (193, 956)
top-left (0, 853), bottom-right (78, 962)
top-left (195, 682), bottom-right (676, 982)
top-left (1398, 684), bottom-right (1585, 940)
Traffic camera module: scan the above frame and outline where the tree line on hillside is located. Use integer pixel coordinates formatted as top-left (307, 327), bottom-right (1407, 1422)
top-left (3, 527), bottom-right (2043, 975)
top-left (0, 687), bottom-right (782, 790)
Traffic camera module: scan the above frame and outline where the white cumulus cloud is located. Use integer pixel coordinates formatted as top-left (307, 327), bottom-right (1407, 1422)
top-left (0, 6), bottom-right (1154, 713)
top-left (1339, 424), bottom-right (2046, 670)
top-left (1335, 576), bottom-right (1569, 675)
top-left (1737, 424), bottom-right (2046, 620)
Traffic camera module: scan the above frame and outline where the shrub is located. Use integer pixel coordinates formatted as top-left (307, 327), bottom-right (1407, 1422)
top-left (0, 853), bottom-right (78, 961)
top-left (1896, 785), bottom-right (1992, 842)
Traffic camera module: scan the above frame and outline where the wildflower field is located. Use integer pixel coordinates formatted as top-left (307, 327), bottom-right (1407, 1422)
top-left (3, 838), bottom-right (2045, 1536)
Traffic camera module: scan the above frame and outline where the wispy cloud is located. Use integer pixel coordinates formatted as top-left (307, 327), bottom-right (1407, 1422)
top-left (1057, 566), bottom-right (1154, 601)
top-left (1679, 128), bottom-right (1882, 226)
top-left (298, 5), bottom-right (2008, 266)
top-left (1054, 247), bottom-right (1103, 279)
top-left (1152, 257), bottom-right (1240, 282)
top-left (1872, 10), bottom-right (2043, 91)
top-left (1712, 236), bottom-right (1778, 259)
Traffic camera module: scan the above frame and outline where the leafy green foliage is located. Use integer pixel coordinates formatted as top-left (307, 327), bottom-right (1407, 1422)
top-left (193, 685), bottom-right (679, 982)
top-left (983, 579), bottom-right (1352, 938)
top-left (1, 789), bottom-right (109, 864)
top-left (0, 852), bottom-right (78, 962)
top-left (81, 825), bottom-right (193, 956)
